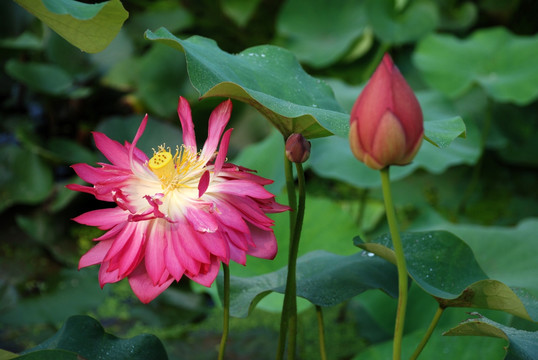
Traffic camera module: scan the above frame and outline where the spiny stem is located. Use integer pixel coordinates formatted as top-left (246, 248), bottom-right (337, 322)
top-left (218, 263), bottom-right (230, 360)
top-left (410, 306), bottom-right (445, 360)
top-left (380, 167), bottom-right (408, 360)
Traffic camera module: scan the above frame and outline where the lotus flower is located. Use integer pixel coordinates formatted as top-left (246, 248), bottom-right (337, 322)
top-left (349, 53), bottom-right (423, 170)
top-left (68, 97), bottom-right (288, 303)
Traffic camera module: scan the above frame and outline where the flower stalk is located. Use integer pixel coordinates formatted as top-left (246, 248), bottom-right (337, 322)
top-left (380, 167), bottom-right (408, 360)
top-left (218, 263), bottom-right (230, 360)
top-left (410, 306), bottom-right (445, 360)
top-left (277, 152), bottom-right (307, 360)
top-left (316, 305), bottom-right (327, 360)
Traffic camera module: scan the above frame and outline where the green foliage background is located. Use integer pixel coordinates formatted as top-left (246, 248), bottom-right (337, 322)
top-left (1, 0), bottom-right (537, 359)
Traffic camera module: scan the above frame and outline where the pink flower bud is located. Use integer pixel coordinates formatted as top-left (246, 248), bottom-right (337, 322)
top-left (286, 133), bottom-right (311, 163)
top-left (349, 53), bottom-right (423, 170)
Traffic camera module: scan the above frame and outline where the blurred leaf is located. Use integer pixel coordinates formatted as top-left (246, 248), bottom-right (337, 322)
top-left (414, 27), bottom-right (538, 104)
top-left (22, 315), bottom-right (168, 360)
top-left (355, 231), bottom-right (537, 321)
top-left (232, 129), bottom-right (285, 195)
top-left (95, 115), bottom-right (182, 156)
top-left (366, 0), bottom-right (439, 44)
top-left (221, 250), bottom-right (398, 317)
top-left (221, 0), bottom-right (262, 27)
top-left (6, 60), bottom-right (74, 96)
top-left (0, 31), bottom-right (42, 50)
top-left (145, 28), bottom-right (348, 138)
top-left (437, 1), bottom-right (477, 30)
top-left (0, 269), bottom-right (109, 326)
top-left (445, 313), bottom-right (538, 360)
top-left (275, 0), bottom-right (368, 68)
top-left (0, 145), bottom-right (53, 212)
top-left (137, 43), bottom-right (189, 117)
top-left (47, 138), bottom-right (97, 164)
top-left (15, 350), bottom-right (80, 360)
top-left (126, 5), bottom-right (192, 39)
top-left (14, 0), bottom-right (128, 53)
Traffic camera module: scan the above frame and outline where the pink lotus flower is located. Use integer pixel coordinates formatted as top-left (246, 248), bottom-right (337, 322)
top-left (349, 53), bottom-right (423, 170)
top-left (68, 97), bottom-right (288, 303)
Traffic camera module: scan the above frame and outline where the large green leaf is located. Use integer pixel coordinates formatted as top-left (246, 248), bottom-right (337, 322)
top-left (445, 313), bottom-right (538, 360)
top-left (14, 0), bottom-right (128, 53)
top-left (366, 0), bottom-right (439, 44)
top-left (21, 315), bottom-right (168, 360)
top-left (220, 250), bottom-right (398, 317)
top-left (145, 28), bottom-right (348, 139)
top-left (353, 323), bottom-right (506, 360)
top-left (414, 27), bottom-right (538, 104)
top-left (275, 0), bottom-right (368, 68)
top-left (421, 218), bottom-right (538, 293)
top-left (355, 231), bottom-right (537, 321)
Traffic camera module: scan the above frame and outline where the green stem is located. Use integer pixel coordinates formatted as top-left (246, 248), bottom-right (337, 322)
top-left (277, 162), bottom-right (306, 360)
top-left (218, 264), bottom-right (230, 360)
top-left (410, 306), bottom-right (445, 360)
top-left (380, 167), bottom-right (408, 360)
top-left (316, 306), bottom-right (327, 360)
top-left (276, 156), bottom-right (297, 360)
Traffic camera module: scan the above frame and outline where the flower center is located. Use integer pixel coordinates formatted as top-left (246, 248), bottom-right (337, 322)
top-left (148, 145), bottom-right (206, 191)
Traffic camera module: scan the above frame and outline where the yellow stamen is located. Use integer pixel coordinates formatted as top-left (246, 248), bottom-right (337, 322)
top-left (147, 145), bottom-right (208, 192)
top-left (148, 149), bottom-right (174, 180)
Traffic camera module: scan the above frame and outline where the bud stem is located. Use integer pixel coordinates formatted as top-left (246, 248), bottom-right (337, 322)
top-left (380, 167), bottom-right (408, 360)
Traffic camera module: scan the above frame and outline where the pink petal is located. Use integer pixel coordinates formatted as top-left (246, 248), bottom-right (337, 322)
top-left (93, 132), bottom-right (129, 168)
top-left (98, 261), bottom-right (122, 286)
top-left (210, 197), bottom-right (249, 233)
top-left (246, 224), bottom-right (278, 260)
top-left (66, 183), bottom-right (96, 196)
top-left (198, 170), bottom-right (210, 198)
top-left (71, 163), bottom-right (113, 184)
top-left (170, 227), bottom-right (203, 275)
top-left (200, 99), bottom-right (232, 162)
top-left (174, 220), bottom-right (211, 263)
top-left (79, 240), bottom-right (114, 269)
top-left (145, 221), bottom-right (167, 285)
top-left (217, 195), bottom-right (274, 230)
top-left (228, 242), bottom-right (246, 265)
top-left (104, 222), bottom-right (140, 261)
top-left (212, 180), bottom-right (274, 199)
top-left (185, 207), bottom-right (219, 233)
top-left (186, 256), bottom-right (220, 287)
top-left (129, 262), bottom-right (174, 303)
top-left (196, 231), bottom-right (229, 261)
top-left (129, 115), bottom-right (151, 176)
top-left (165, 230), bottom-right (185, 281)
top-left (73, 207), bottom-right (127, 229)
top-left (178, 97), bottom-right (197, 151)
top-left (214, 128), bottom-right (233, 176)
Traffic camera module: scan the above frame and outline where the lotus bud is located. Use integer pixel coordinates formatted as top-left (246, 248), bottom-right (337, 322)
top-left (285, 133), bottom-right (311, 163)
top-left (349, 53), bottom-right (423, 170)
